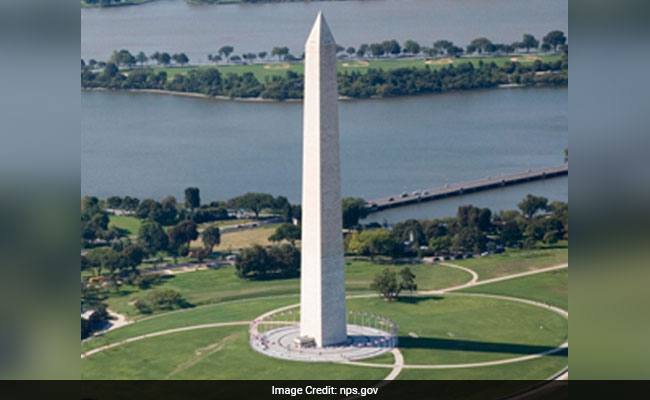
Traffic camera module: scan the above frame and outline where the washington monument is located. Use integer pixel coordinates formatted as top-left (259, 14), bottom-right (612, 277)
top-left (299, 12), bottom-right (347, 347)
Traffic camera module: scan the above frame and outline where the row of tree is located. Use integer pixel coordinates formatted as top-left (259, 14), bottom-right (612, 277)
top-left (344, 195), bottom-right (568, 259)
top-left (82, 31), bottom-right (567, 69)
top-left (82, 56), bottom-right (568, 100)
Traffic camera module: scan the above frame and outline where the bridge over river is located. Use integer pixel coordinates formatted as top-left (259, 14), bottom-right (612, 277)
top-left (366, 164), bottom-right (568, 213)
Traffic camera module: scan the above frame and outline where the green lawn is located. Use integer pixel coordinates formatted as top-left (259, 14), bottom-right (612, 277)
top-left (82, 325), bottom-right (388, 380)
top-left (108, 215), bottom-right (141, 237)
top-left (397, 355), bottom-right (567, 380)
top-left (99, 260), bottom-right (471, 317)
top-left (455, 244), bottom-right (568, 281)
top-left (82, 295), bottom-right (300, 353)
top-left (347, 295), bottom-right (567, 366)
top-left (82, 294), bottom-right (566, 379)
top-left (461, 269), bottom-right (568, 310)
top-left (131, 55), bottom-right (562, 84)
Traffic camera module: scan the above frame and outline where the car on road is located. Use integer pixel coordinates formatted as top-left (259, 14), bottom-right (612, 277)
top-left (400, 193), bottom-right (408, 198)
top-left (387, 197), bottom-right (394, 202)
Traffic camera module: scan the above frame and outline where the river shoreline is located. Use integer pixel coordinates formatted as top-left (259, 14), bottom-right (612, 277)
top-left (81, 84), bottom-right (555, 103)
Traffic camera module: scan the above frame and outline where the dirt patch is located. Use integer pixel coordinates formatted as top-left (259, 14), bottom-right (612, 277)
top-left (264, 63), bottom-right (290, 70)
top-left (341, 61), bottom-right (370, 68)
top-left (511, 55), bottom-right (540, 62)
top-left (425, 58), bottom-right (454, 65)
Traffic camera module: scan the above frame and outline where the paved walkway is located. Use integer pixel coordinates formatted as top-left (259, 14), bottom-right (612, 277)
top-left (81, 321), bottom-right (250, 359)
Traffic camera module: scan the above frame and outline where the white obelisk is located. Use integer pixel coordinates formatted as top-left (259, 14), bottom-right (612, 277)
top-left (299, 12), bottom-right (347, 347)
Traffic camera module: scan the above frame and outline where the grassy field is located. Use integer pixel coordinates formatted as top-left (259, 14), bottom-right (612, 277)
top-left (347, 295), bottom-right (567, 366)
top-left (131, 54), bottom-right (562, 83)
top-left (193, 224), bottom-right (280, 251)
top-left (82, 325), bottom-right (388, 380)
top-left (99, 260), bottom-right (471, 317)
top-left (455, 244), bottom-right (568, 281)
top-left (82, 293), bottom-right (566, 379)
top-left (397, 355), bottom-right (567, 380)
top-left (108, 215), bottom-right (142, 236)
top-left (461, 269), bottom-right (568, 310)
top-left (82, 295), bottom-right (300, 353)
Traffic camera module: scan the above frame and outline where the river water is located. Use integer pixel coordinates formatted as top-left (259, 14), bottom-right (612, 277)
top-left (81, 0), bottom-right (568, 63)
top-left (81, 87), bottom-right (568, 221)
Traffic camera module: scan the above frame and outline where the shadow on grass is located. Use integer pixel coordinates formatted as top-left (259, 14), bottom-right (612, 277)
top-left (396, 296), bottom-right (443, 304)
top-left (397, 336), bottom-right (567, 357)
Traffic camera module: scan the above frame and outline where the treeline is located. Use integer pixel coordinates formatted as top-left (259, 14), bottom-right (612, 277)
top-left (81, 56), bottom-right (567, 100)
top-left (345, 194), bottom-right (568, 260)
top-left (83, 32), bottom-right (566, 69)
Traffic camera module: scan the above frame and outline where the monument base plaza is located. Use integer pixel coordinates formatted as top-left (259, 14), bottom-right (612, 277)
top-left (250, 324), bottom-right (396, 363)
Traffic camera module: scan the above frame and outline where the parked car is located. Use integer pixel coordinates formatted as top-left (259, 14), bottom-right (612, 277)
top-left (400, 193), bottom-right (408, 198)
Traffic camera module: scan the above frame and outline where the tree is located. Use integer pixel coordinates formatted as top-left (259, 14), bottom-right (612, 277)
top-left (345, 229), bottom-right (401, 261)
top-left (136, 51), bottom-right (148, 66)
top-left (542, 30), bottom-right (567, 52)
top-left (267, 244), bottom-right (300, 277)
top-left (103, 62), bottom-right (119, 78)
top-left (346, 47), bottom-right (356, 56)
top-left (342, 197), bottom-right (369, 229)
top-left (428, 235), bottom-right (451, 254)
top-left (219, 46), bottom-right (234, 63)
top-left (138, 220), bottom-right (168, 255)
top-left (403, 40), bottom-right (421, 55)
top-left (433, 40), bottom-right (454, 55)
top-left (136, 198), bottom-right (163, 222)
top-left (122, 196), bottom-right (140, 211)
top-left (201, 224), bottom-right (221, 251)
top-left (519, 34), bottom-right (539, 53)
top-left (109, 49), bottom-right (136, 67)
top-left (399, 267), bottom-right (418, 292)
top-left (269, 223), bottom-right (301, 246)
top-left (160, 196), bottom-right (178, 225)
top-left (500, 220), bottom-right (523, 247)
top-left (381, 40), bottom-right (401, 55)
top-left (518, 194), bottom-right (549, 219)
top-left (369, 43), bottom-right (385, 58)
top-left (184, 187), bottom-right (201, 211)
top-left (451, 227), bottom-right (487, 253)
top-left (258, 51), bottom-right (268, 61)
top-left (235, 245), bottom-right (270, 279)
top-left (467, 37), bottom-right (494, 54)
top-left (157, 52), bottom-right (171, 65)
top-left (228, 192), bottom-right (274, 218)
top-left (271, 47), bottom-right (289, 61)
top-left (122, 244), bottom-right (144, 272)
top-left (357, 44), bottom-right (368, 58)
top-left (371, 268), bottom-right (401, 300)
top-left (172, 53), bottom-right (189, 66)
top-left (230, 55), bottom-right (242, 63)
top-left (391, 219), bottom-right (425, 245)
top-left (167, 221), bottom-right (199, 250)
top-left (564, 148), bottom-right (568, 163)
top-left (85, 247), bottom-right (125, 277)
top-left (106, 196), bottom-right (122, 209)
top-left (371, 267), bottom-right (417, 301)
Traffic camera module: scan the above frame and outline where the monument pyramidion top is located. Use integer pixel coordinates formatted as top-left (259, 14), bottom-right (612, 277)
top-left (306, 11), bottom-right (336, 47)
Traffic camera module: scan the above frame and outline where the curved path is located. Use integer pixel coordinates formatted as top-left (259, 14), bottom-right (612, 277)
top-left (81, 321), bottom-right (250, 359)
top-left (81, 263), bottom-right (568, 379)
top-left (342, 292), bottom-right (568, 370)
